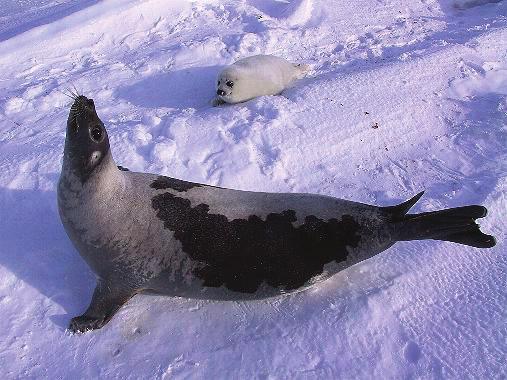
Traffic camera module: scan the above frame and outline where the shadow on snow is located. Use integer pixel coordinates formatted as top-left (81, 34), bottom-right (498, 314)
top-left (115, 65), bottom-right (222, 110)
top-left (0, 187), bottom-right (94, 330)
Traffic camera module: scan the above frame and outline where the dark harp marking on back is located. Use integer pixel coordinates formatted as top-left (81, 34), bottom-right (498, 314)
top-left (151, 192), bottom-right (361, 293)
top-left (150, 176), bottom-right (202, 192)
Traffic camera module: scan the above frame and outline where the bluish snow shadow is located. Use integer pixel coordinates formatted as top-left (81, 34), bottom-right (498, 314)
top-left (0, 0), bottom-right (101, 42)
top-left (116, 66), bottom-right (222, 110)
top-left (0, 187), bottom-right (95, 329)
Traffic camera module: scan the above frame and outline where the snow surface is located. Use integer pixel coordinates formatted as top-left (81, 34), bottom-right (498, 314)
top-left (0, 0), bottom-right (506, 378)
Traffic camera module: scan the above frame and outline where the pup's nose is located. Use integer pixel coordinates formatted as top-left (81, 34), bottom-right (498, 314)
top-left (217, 90), bottom-right (226, 96)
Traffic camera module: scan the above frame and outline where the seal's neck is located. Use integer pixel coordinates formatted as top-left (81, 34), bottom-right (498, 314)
top-left (60, 149), bottom-right (126, 197)
top-left (90, 152), bottom-right (125, 192)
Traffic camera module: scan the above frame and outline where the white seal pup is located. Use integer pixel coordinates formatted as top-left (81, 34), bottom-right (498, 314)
top-left (58, 95), bottom-right (496, 333)
top-left (213, 55), bottom-right (309, 105)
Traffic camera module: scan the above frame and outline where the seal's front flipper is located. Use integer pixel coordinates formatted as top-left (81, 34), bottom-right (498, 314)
top-left (211, 97), bottom-right (226, 107)
top-left (69, 314), bottom-right (110, 333)
top-left (69, 280), bottom-right (135, 333)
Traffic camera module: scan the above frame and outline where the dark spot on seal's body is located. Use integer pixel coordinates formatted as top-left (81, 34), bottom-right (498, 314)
top-left (117, 165), bottom-right (129, 171)
top-left (150, 176), bottom-right (202, 192)
top-left (152, 193), bottom-right (361, 293)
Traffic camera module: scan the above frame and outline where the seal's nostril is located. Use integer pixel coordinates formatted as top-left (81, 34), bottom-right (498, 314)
top-left (217, 90), bottom-right (226, 96)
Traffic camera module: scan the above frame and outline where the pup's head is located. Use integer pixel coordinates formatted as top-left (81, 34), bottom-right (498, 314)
top-left (63, 95), bottom-right (111, 182)
top-left (216, 68), bottom-right (242, 104)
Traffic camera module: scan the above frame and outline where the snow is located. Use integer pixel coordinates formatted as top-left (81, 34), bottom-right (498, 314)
top-left (0, 0), bottom-right (506, 378)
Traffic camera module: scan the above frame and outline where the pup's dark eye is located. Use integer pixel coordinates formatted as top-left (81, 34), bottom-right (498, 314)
top-left (91, 127), bottom-right (103, 142)
top-left (226, 81), bottom-right (234, 88)
top-left (217, 81), bottom-right (220, 86)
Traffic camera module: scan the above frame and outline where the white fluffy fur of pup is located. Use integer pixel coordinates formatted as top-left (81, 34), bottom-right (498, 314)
top-left (213, 55), bottom-right (310, 105)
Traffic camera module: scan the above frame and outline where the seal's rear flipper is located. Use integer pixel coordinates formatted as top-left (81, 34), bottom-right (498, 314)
top-left (294, 63), bottom-right (311, 76)
top-left (440, 229), bottom-right (496, 248)
top-left (395, 204), bottom-right (496, 248)
top-left (382, 191), bottom-right (424, 219)
top-left (211, 97), bottom-right (226, 107)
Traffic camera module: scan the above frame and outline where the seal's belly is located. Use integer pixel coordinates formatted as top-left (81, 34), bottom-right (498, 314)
top-left (145, 235), bottom-right (374, 301)
top-left (146, 261), bottom-right (342, 301)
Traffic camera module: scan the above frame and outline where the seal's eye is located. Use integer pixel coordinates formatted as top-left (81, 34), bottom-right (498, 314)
top-left (226, 81), bottom-right (234, 88)
top-left (217, 80), bottom-right (220, 86)
top-left (91, 126), bottom-right (103, 142)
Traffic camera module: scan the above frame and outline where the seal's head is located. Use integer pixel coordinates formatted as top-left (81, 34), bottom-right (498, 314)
top-left (216, 68), bottom-right (246, 104)
top-left (63, 95), bottom-right (111, 182)
top-left (217, 71), bottom-right (238, 103)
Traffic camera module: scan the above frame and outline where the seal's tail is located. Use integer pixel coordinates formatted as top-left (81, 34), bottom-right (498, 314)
top-left (294, 63), bottom-right (311, 75)
top-left (383, 192), bottom-right (496, 248)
